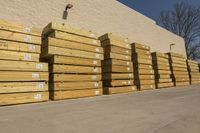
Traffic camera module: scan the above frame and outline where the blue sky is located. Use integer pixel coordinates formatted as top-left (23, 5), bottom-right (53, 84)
top-left (118, 0), bottom-right (200, 21)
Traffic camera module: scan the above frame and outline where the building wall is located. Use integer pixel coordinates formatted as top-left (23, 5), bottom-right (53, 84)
top-left (0, 0), bottom-right (186, 56)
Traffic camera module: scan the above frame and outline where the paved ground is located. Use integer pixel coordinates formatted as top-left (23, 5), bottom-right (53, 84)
top-left (0, 85), bottom-right (200, 133)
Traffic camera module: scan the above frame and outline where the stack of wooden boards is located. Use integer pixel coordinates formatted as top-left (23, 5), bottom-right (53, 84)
top-left (99, 33), bottom-right (136, 94)
top-left (167, 52), bottom-right (190, 86)
top-left (131, 43), bottom-right (155, 90)
top-left (152, 52), bottom-right (174, 88)
top-left (0, 20), bottom-right (49, 106)
top-left (41, 22), bottom-right (103, 100)
top-left (187, 59), bottom-right (200, 84)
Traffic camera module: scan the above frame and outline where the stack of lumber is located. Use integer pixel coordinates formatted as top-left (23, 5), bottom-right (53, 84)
top-left (151, 52), bottom-right (174, 88)
top-left (0, 20), bottom-right (49, 106)
top-left (99, 33), bottom-right (136, 94)
top-left (187, 59), bottom-right (200, 84)
top-left (41, 22), bottom-right (103, 100)
top-left (166, 52), bottom-right (190, 86)
top-left (131, 43), bottom-right (155, 90)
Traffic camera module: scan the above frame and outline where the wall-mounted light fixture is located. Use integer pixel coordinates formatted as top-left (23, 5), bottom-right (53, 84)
top-left (170, 43), bottom-right (175, 51)
top-left (63, 4), bottom-right (73, 20)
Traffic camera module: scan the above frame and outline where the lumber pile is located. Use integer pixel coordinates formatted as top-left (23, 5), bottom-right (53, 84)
top-left (0, 20), bottom-right (49, 106)
top-left (41, 22), bottom-right (103, 100)
top-left (99, 33), bottom-right (136, 94)
top-left (166, 52), bottom-right (190, 86)
top-left (131, 43), bottom-right (155, 90)
top-left (187, 59), bottom-right (200, 84)
top-left (151, 52), bottom-right (174, 88)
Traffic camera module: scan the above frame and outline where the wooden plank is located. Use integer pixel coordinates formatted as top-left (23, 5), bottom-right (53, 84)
top-left (152, 57), bottom-right (169, 63)
top-left (155, 74), bottom-right (170, 79)
top-left (170, 56), bottom-right (186, 62)
top-left (166, 52), bottom-right (186, 58)
top-left (151, 52), bottom-right (168, 59)
top-left (0, 82), bottom-right (48, 93)
top-left (51, 74), bottom-right (101, 82)
top-left (0, 19), bottom-right (42, 36)
top-left (103, 86), bottom-right (136, 95)
top-left (50, 55), bottom-right (101, 66)
top-left (103, 45), bottom-right (131, 55)
top-left (131, 43), bottom-right (150, 51)
top-left (156, 82), bottom-right (174, 88)
top-left (187, 59), bottom-right (198, 65)
top-left (99, 33), bottom-right (129, 43)
top-left (153, 66), bottom-right (170, 71)
top-left (155, 78), bottom-right (172, 83)
top-left (172, 74), bottom-right (189, 79)
top-left (135, 74), bottom-right (155, 80)
top-left (49, 31), bottom-right (100, 46)
top-left (104, 52), bottom-right (131, 61)
top-left (0, 92), bottom-right (49, 106)
top-left (153, 61), bottom-right (169, 67)
top-left (175, 82), bottom-right (190, 86)
top-left (0, 60), bottom-right (48, 71)
top-left (0, 71), bottom-right (48, 81)
top-left (102, 59), bottom-right (133, 67)
top-left (50, 64), bottom-right (101, 74)
top-left (132, 48), bottom-right (150, 55)
top-left (43, 22), bottom-right (98, 39)
top-left (135, 79), bottom-right (155, 85)
top-left (50, 81), bottom-right (102, 91)
top-left (100, 39), bottom-right (131, 50)
top-left (0, 40), bottom-right (40, 53)
top-left (42, 46), bottom-right (103, 60)
top-left (0, 50), bottom-right (39, 62)
top-left (43, 37), bottom-right (103, 53)
top-left (134, 64), bottom-right (152, 69)
top-left (171, 63), bottom-right (187, 68)
top-left (103, 80), bottom-right (134, 87)
top-left (102, 65), bottom-right (133, 73)
top-left (172, 67), bottom-right (188, 71)
top-left (154, 69), bottom-right (171, 74)
top-left (132, 53), bottom-right (152, 60)
top-left (190, 81), bottom-right (200, 84)
top-left (173, 78), bottom-right (190, 82)
top-left (173, 71), bottom-right (189, 75)
top-left (103, 73), bottom-right (133, 80)
top-left (137, 84), bottom-right (155, 90)
top-left (132, 58), bottom-right (152, 65)
top-left (135, 69), bottom-right (154, 75)
top-left (50, 89), bottom-right (102, 100)
top-left (0, 30), bottom-right (41, 44)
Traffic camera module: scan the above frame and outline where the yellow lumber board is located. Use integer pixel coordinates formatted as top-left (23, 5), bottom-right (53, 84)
top-left (50, 64), bottom-right (101, 74)
top-left (42, 46), bottom-right (103, 60)
top-left (173, 71), bottom-right (189, 75)
top-left (50, 81), bottom-right (102, 91)
top-left (103, 80), bottom-right (134, 87)
top-left (43, 22), bottom-right (98, 39)
top-left (0, 20), bottom-right (41, 36)
top-left (103, 45), bottom-right (131, 55)
top-left (104, 52), bottom-right (131, 61)
top-left (0, 40), bottom-right (40, 53)
top-left (103, 73), bottom-right (133, 80)
top-left (137, 84), bottom-right (155, 90)
top-left (187, 59), bottom-right (198, 65)
top-left (151, 52), bottom-right (168, 59)
top-left (152, 57), bottom-right (169, 63)
top-left (0, 50), bottom-right (39, 62)
top-left (102, 65), bottom-right (133, 73)
top-left (136, 69), bottom-right (154, 75)
top-left (135, 74), bottom-right (155, 80)
top-left (171, 63), bottom-right (187, 68)
top-left (0, 60), bottom-right (48, 71)
top-left (51, 74), bottom-right (101, 82)
top-left (50, 89), bottom-right (102, 100)
top-left (0, 71), bottom-right (48, 81)
top-left (135, 79), bottom-right (155, 85)
top-left (50, 31), bottom-right (100, 46)
top-left (101, 39), bottom-right (131, 50)
top-left (131, 43), bottom-right (150, 51)
top-left (132, 53), bottom-right (151, 60)
top-left (156, 82), bottom-right (174, 88)
top-left (50, 55), bottom-right (101, 66)
top-left (0, 30), bottom-right (41, 44)
top-left (132, 48), bottom-right (150, 55)
top-left (103, 86), bottom-right (136, 95)
top-left (190, 80), bottom-right (200, 84)
top-left (0, 82), bottom-right (48, 93)
top-left (155, 78), bottom-right (172, 83)
top-left (99, 33), bottom-right (129, 43)
top-left (153, 66), bottom-right (170, 71)
top-left (170, 56), bottom-right (186, 62)
top-left (166, 52), bottom-right (185, 58)
top-left (175, 82), bottom-right (190, 86)
top-left (102, 59), bottom-right (132, 66)
top-left (132, 58), bottom-right (152, 65)
top-left (155, 69), bottom-right (171, 74)
top-left (155, 74), bottom-right (170, 79)
top-left (134, 64), bottom-right (153, 69)
top-left (44, 37), bottom-right (103, 53)
top-left (0, 92), bottom-right (49, 106)
top-left (172, 67), bottom-right (188, 71)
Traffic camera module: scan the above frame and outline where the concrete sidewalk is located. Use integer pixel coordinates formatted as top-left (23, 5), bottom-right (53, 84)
top-left (0, 85), bottom-right (200, 133)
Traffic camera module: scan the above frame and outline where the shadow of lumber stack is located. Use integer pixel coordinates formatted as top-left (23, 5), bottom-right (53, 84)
top-left (131, 43), bottom-right (155, 91)
top-left (187, 59), bottom-right (200, 84)
top-left (0, 20), bottom-right (49, 106)
top-left (166, 52), bottom-right (190, 86)
top-left (151, 52), bottom-right (174, 88)
top-left (99, 33), bottom-right (136, 95)
top-left (41, 22), bottom-right (103, 100)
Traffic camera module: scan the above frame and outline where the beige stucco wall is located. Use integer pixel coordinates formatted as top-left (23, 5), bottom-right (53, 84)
top-left (0, 0), bottom-right (186, 56)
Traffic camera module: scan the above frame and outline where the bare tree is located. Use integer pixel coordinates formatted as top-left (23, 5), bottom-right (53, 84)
top-left (158, 2), bottom-right (200, 60)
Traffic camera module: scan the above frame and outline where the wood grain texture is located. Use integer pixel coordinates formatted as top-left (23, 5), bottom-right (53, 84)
top-left (103, 86), bottom-right (136, 95)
